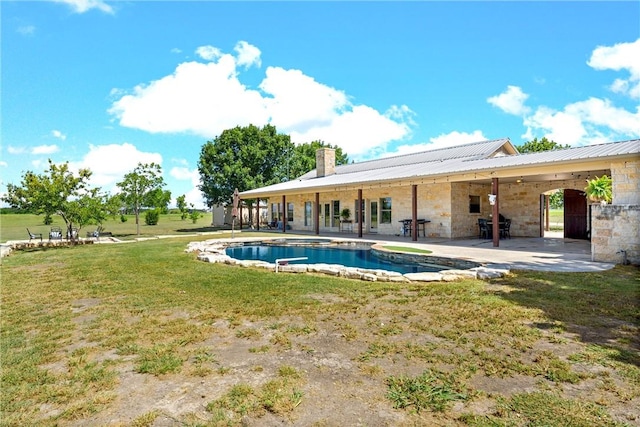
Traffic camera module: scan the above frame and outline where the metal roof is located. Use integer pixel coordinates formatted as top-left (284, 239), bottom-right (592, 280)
top-left (240, 138), bottom-right (640, 197)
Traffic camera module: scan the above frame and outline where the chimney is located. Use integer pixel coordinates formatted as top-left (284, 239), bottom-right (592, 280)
top-left (316, 148), bottom-right (336, 177)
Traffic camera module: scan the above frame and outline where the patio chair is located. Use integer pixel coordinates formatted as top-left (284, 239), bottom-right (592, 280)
top-left (500, 219), bottom-right (511, 239)
top-left (66, 227), bottom-right (79, 240)
top-left (478, 219), bottom-right (490, 239)
top-left (27, 228), bottom-right (43, 242)
top-left (49, 226), bottom-right (63, 241)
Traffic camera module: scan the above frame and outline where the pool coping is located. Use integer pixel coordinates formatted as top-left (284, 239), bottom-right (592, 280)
top-left (186, 237), bottom-right (510, 282)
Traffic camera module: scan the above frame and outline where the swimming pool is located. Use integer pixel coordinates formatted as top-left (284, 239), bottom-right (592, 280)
top-left (225, 242), bottom-right (449, 274)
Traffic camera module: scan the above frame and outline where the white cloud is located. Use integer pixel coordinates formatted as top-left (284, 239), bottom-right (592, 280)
top-left (32, 144), bottom-right (60, 155)
top-left (487, 85), bottom-right (531, 115)
top-left (17, 25), bottom-right (35, 36)
top-left (0, 161), bottom-right (7, 167)
top-left (109, 42), bottom-right (413, 157)
top-left (7, 146), bottom-right (26, 155)
top-left (71, 143), bottom-right (163, 191)
top-left (490, 40), bottom-right (640, 146)
top-left (384, 131), bottom-right (488, 158)
top-left (52, 130), bottom-right (67, 140)
top-left (588, 38), bottom-right (640, 99)
top-left (523, 107), bottom-right (588, 145)
top-left (171, 48), bottom-right (182, 54)
top-left (52, 0), bottom-right (114, 14)
top-left (170, 166), bottom-right (197, 181)
top-left (195, 45), bottom-right (222, 61)
top-left (109, 57), bottom-right (269, 136)
top-left (522, 98), bottom-right (640, 146)
top-left (234, 41), bottom-right (261, 69)
top-left (169, 166), bottom-right (204, 207)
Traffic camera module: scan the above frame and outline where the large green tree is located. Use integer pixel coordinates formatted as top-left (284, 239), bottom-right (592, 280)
top-left (1, 160), bottom-right (106, 241)
top-left (516, 137), bottom-right (570, 153)
top-left (116, 162), bottom-right (166, 235)
top-left (286, 140), bottom-right (350, 179)
top-left (198, 124), bottom-right (291, 210)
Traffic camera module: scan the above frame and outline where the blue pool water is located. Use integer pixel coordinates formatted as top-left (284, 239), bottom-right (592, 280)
top-left (225, 244), bottom-right (444, 274)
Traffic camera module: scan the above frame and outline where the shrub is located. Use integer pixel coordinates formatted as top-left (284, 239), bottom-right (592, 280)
top-left (144, 209), bottom-right (160, 226)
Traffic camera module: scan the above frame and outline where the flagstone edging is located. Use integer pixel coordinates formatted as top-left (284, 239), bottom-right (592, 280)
top-left (186, 238), bottom-right (509, 283)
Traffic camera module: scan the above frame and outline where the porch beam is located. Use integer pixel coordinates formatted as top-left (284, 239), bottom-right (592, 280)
top-left (282, 195), bottom-right (286, 233)
top-left (412, 184), bottom-right (418, 242)
top-left (315, 192), bottom-right (320, 235)
top-left (358, 189), bottom-right (363, 238)
top-left (256, 198), bottom-right (260, 231)
top-left (492, 178), bottom-right (499, 247)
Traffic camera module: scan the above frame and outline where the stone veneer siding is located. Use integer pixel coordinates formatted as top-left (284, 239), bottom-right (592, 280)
top-left (612, 160), bottom-right (640, 204)
top-left (271, 178), bottom-right (593, 239)
top-left (591, 204), bottom-right (640, 265)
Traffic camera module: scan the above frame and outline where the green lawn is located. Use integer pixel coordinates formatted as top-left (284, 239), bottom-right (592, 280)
top-left (1, 234), bottom-right (638, 426)
top-left (0, 212), bottom-right (229, 243)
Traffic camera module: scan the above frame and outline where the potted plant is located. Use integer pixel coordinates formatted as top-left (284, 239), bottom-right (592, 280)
top-left (340, 208), bottom-right (351, 222)
top-left (585, 175), bottom-right (612, 204)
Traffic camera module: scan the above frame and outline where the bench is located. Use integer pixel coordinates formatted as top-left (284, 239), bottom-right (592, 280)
top-left (49, 227), bottom-right (63, 241)
top-left (27, 228), bottom-right (43, 242)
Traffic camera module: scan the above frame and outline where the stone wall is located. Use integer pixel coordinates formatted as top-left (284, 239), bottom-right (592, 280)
top-left (591, 204), bottom-right (640, 265)
top-left (267, 184), bottom-right (455, 237)
top-left (268, 178), bottom-right (596, 239)
top-left (499, 178), bottom-right (586, 237)
top-left (612, 159), bottom-right (640, 205)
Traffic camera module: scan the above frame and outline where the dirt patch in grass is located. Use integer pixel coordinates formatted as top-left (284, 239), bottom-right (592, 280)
top-left (63, 292), bottom-right (640, 426)
top-left (2, 242), bottom-right (638, 426)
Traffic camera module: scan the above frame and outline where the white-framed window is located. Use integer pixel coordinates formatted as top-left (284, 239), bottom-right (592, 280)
top-left (304, 201), bottom-right (312, 226)
top-left (380, 197), bottom-right (392, 223)
top-left (287, 203), bottom-right (294, 222)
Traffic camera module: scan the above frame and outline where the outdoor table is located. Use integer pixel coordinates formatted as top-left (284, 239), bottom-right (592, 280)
top-left (399, 219), bottom-right (430, 237)
top-left (487, 221), bottom-right (506, 238)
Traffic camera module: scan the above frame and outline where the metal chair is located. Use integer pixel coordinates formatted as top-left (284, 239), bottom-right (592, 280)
top-left (478, 219), bottom-right (490, 239)
top-left (500, 219), bottom-right (511, 239)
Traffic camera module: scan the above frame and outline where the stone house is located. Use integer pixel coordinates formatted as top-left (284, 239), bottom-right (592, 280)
top-left (239, 138), bottom-right (639, 264)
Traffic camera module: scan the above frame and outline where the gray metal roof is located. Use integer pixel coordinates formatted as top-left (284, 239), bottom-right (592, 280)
top-left (295, 137), bottom-right (514, 180)
top-left (241, 138), bottom-right (640, 197)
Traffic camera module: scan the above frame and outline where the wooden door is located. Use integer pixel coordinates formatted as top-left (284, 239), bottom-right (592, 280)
top-left (564, 189), bottom-right (588, 239)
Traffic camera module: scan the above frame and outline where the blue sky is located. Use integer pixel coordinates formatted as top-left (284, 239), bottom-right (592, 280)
top-left (2, 1), bottom-right (639, 207)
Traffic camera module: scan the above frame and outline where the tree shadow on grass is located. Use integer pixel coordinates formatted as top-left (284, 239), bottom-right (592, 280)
top-left (488, 265), bottom-right (640, 367)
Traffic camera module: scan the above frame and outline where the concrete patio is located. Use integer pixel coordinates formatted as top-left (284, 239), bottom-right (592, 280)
top-left (251, 229), bottom-right (616, 273)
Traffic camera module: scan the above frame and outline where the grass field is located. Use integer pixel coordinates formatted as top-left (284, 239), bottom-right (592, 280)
top-left (1, 230), bottom-right (638, 425)
top-left (0, 212), bottom-right (227, 243)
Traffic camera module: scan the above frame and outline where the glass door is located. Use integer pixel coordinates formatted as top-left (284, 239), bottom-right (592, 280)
top-left (324, 203), bottom-right (330, 227)
top-left (369, 200), bottom-right (378, 233)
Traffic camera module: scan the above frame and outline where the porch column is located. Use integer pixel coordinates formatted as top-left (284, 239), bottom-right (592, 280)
top-left (492, 178), bottom-right (499, 247)
top-left (358, 189), bottom-right (363, 238)
top-left (256, 198), bottom-right (260, 231)
top-left (239, 201), bottom-right (243, 230)
top-left (412, 184), bottom-right (418, 242)
top-left (315, 192), bottom-right (320, 235)
top-left (282, 195), bottom-right (286, 233)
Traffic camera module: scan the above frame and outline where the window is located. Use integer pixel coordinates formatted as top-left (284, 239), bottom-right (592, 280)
top-left (271, 203), bottom-right (280, 221)
top-left (469, 195), bottom-right (480, 213)
top-left (324, 203), bottom-right (330, 227)
top-left (304, 201), bottom-right (312, 226)
top-left (380, 197), bottom-right (392, 223)
top-left (332, 200), bottom-right (340, 227)
top-left (287, 203), bottom-right (294, 222)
